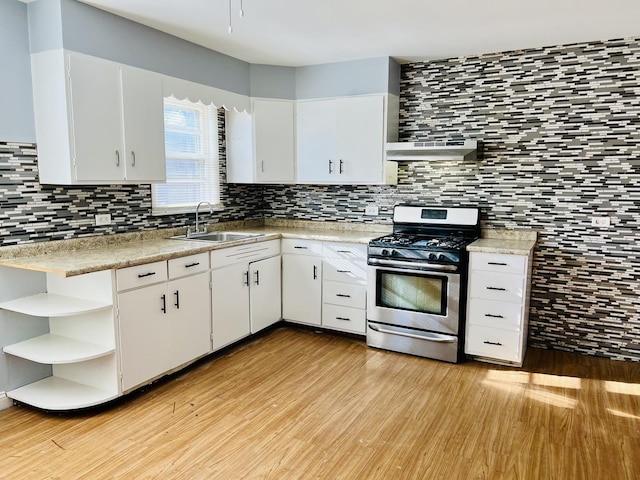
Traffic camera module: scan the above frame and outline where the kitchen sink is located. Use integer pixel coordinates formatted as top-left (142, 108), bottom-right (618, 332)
top-left (171, 231), bottom-right (262, 243)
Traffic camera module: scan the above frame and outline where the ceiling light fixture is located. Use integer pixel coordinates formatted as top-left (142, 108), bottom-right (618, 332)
top-left (228, 0), bottom-right (245, 34)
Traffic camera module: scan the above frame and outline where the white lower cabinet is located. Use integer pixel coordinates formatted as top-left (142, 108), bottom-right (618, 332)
top-left (117, 253), bottom-right (211, 393)
top-left (321, 242), bottom-right (367, 334)
top-left (1, 269), bottom-right (118, 410)
top-left (465, 252), bottom-right (533, 367)
top-left (211, 240), bottom-right (281, 351)
top-left (282, 240), bottom-right (323, 326)
top-left (282, 239), bottom-right (367, 335)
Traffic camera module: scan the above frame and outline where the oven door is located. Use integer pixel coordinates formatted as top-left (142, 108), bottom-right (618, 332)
top-left (366, 264), bottom-right (461, 335)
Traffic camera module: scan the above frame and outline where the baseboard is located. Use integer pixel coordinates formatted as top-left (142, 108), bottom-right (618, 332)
top-left (0, 392), bottom-right (13, 410)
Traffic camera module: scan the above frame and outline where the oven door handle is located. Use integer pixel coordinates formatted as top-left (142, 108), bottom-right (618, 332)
top-left (368, 324), bottom-right (456, 343)
top-left (368, 258), bottom-right (458, 272)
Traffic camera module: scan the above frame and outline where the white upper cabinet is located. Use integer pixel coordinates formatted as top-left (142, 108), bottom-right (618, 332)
top-left (226, 98), bottom-right (296, 184)
top-left (297, 95), bottom-right (397, 185)
top-left (31, 50), bottom-right (166, 185)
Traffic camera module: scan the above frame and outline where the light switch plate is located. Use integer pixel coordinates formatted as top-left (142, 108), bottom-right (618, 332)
top-left (365, 205), bottom-right (379, 216)
top-left (95, 213), bottom-right (112, 226)
top-left (591, 216), bottom-right (610, 228)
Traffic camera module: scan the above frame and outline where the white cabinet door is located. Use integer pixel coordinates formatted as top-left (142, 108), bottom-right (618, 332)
top-left (118, 283), bottom-right (171, 392)
top-left (32, 51), bottom-right (165, 185)
top-left (211, 262), bottom-right (251, 350)
top-left (282, 254), bottom-right (322, 326)
top-left (68, 53), bottom-right (124, 182)
top-left (296, 99), bottom-right (336, 183)
top-left (121, 66), bottom-right (166, 182)
top-left (336, 95), bottom-right (384, 183)
top-left (254, 99), bottom-right (295, 183)
top-left (168, 272), bottom-right (211, 369)
top-left (249, 255), bottom-right (282, 333)
top-left (226, 99), bottom-right (295, 184)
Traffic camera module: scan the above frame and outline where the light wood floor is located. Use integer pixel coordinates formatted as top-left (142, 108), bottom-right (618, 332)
top-left (1, 326), bottom-right (640, 479)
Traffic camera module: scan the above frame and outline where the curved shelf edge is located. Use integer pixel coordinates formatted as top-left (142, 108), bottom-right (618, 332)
top-left (7, 376), bottom-right (119, 410)
top-left (0, 293), bottom-right (112, 317)
top-left (3, 334), bottom-right (115, 364)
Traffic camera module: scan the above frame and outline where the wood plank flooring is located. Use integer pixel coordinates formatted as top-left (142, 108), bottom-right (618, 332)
top-left (1, 325), bottom-right (640, 479)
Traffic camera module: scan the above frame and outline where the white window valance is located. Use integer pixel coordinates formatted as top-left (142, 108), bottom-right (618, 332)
top-left (162, 75), bottom-right (251, 113)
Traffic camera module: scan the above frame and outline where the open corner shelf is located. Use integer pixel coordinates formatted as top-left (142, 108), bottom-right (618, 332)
top-left (3, 334), bottom-right (114, 364)
top-left (7, 376), bottom-right (119, 411)
top-left (0, 293), bottom-right (112, 317)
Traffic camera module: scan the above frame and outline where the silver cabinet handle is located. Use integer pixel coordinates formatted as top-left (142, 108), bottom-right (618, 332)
top-left (486, 286), bottom-right (507, 291)
top-left (137, 272), bottom-right (156, 278)
top-left (174, 290), bottom-right (180, 309)
top-left (294, 246), bottom-right (308, 249)
top-left (185, 262), bottom-right (200, 268)
top-left (161, 294), bottom-right (166, 314)
top-left (335, 316), bottom-right (350, 321)
top-left (488, 262), bottom-right (508, 266)
top-left (243, 271), bottom-right (249, 286)
top-left (484, 313), bottom-right (504, 318)
top-left (328, 159), bottom-right (333, 174)
top-left (336, 294), bottom-right (351, 298)
top-left (115, 150), bottom-right (120, 166)
top-left (337, 270), bottom-right (351, 274)
top-left (339, 159), bottom-right (344, 174)
top-left (483, 340), bottom-right (503, 346)
top-left (254, 270), bottom-right (260, 285)
top-left (313, 265), bottom-right (318, 280)
top-left (131, 150), bottom-right (136, 167)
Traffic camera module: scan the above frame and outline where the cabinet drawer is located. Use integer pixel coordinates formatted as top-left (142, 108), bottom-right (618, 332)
top-left (322, 242), bottom-right (367, 260)
top-left (467, 298), bottom-right (523, 331)
top-left (211, 240), bottom-right (280, 268)
top-left (116, 261), bottom-right (167, 291)
top-left (470, 253), bottom-right (526, 275)
top-left (322, 304), bottom-right (366, 334)
top-left (466, 325), bottom-right (521, 362)
top-left (323, 281), bottom-right (366, 309)
top-left (281, 239), bottom-right (323, 255)
top-left (469, 272), bottom-right (525, 303)
top-left (168, 253), bottom-right (209, 279)
top-left (323, 259), bottom-right (366, 284)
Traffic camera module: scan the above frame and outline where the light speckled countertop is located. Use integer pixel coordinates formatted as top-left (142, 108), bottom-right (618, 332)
top-left (0, 219), bottom-right (537, 276)
top-left (467, 229), bottom-right (537, 256)
top-left (0, 219), bottom-right (391, 277)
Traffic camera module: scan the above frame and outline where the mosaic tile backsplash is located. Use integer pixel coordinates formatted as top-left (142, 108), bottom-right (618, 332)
top-left (1, 37), bottom-right (639, 361)
top-left (263, 37), bottom-right (640, 361)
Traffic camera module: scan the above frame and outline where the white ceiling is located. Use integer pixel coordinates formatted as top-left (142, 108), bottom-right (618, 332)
top-left (75, 0), bottom-right (640, 67)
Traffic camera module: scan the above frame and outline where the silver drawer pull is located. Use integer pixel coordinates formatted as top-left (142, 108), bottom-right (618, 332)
top-left (336, 294), bottom-right (351, 298)
top-left (483, 340), bottom-right (503, 346)
top-left (484, 313), bottom-right (504, 318)
top-left (488, 262), bottom-right (508, 266)
top-left (336, 250), bottom-right (353, 254)
top-left (486, 286), bottom-right (507, 291)
top-left (337, 270), bottom-right (352, 274)
top-left (137, 272), bottom-right (156, 278)
top-left (336, 316), bottom-right (350, 321)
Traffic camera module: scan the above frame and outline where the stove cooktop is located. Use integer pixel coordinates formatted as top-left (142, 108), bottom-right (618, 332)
top-left (369, 233), bottom-right (474, 251)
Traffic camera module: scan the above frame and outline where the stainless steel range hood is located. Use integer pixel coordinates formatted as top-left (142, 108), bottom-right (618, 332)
top-left (386, 140), bottom-right (478, 161)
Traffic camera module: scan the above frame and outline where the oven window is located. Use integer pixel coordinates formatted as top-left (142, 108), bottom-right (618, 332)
top-left (377, 270), bottom-right (447, 315)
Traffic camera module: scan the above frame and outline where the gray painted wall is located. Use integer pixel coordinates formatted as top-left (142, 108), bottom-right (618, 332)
top-left (0, 0), bottom-right (35, 142)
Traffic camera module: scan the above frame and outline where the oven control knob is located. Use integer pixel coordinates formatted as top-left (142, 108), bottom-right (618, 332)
top-left (428, 252), bottom-right (436, 260)
top-left (438, 253), bottom-right (447, 261)
top-left (390, 250), bottom-right (399, 257)
top-left (381, 249), bottom-right (389, 256)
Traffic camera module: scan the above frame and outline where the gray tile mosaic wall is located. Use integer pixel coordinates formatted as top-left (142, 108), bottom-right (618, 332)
top-left (0, 111), bottom-right (264, 246)
top-left (263, 37), bottom-right (640, 361)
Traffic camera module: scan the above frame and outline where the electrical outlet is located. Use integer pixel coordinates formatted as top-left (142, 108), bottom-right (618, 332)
top-left (95, 213), bottom-right (112, 226)
top-left (365, 205), bottom-right (379, 216)
top-left (591, 216), bottom-right (611, 228)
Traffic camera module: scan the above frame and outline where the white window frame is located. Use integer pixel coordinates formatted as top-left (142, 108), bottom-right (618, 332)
top-left (152, 96), bottom-right (221, 215)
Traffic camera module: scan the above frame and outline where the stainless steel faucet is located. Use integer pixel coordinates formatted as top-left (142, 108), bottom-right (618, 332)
top-left (189, 201), bottom-right (214, 237)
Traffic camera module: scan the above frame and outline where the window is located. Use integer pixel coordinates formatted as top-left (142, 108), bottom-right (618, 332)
top-left (152, 96), bottom-right (220, 215)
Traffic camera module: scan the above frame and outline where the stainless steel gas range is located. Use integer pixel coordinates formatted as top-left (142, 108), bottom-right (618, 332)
top-left (366, 205), bottom-right (480, 362)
